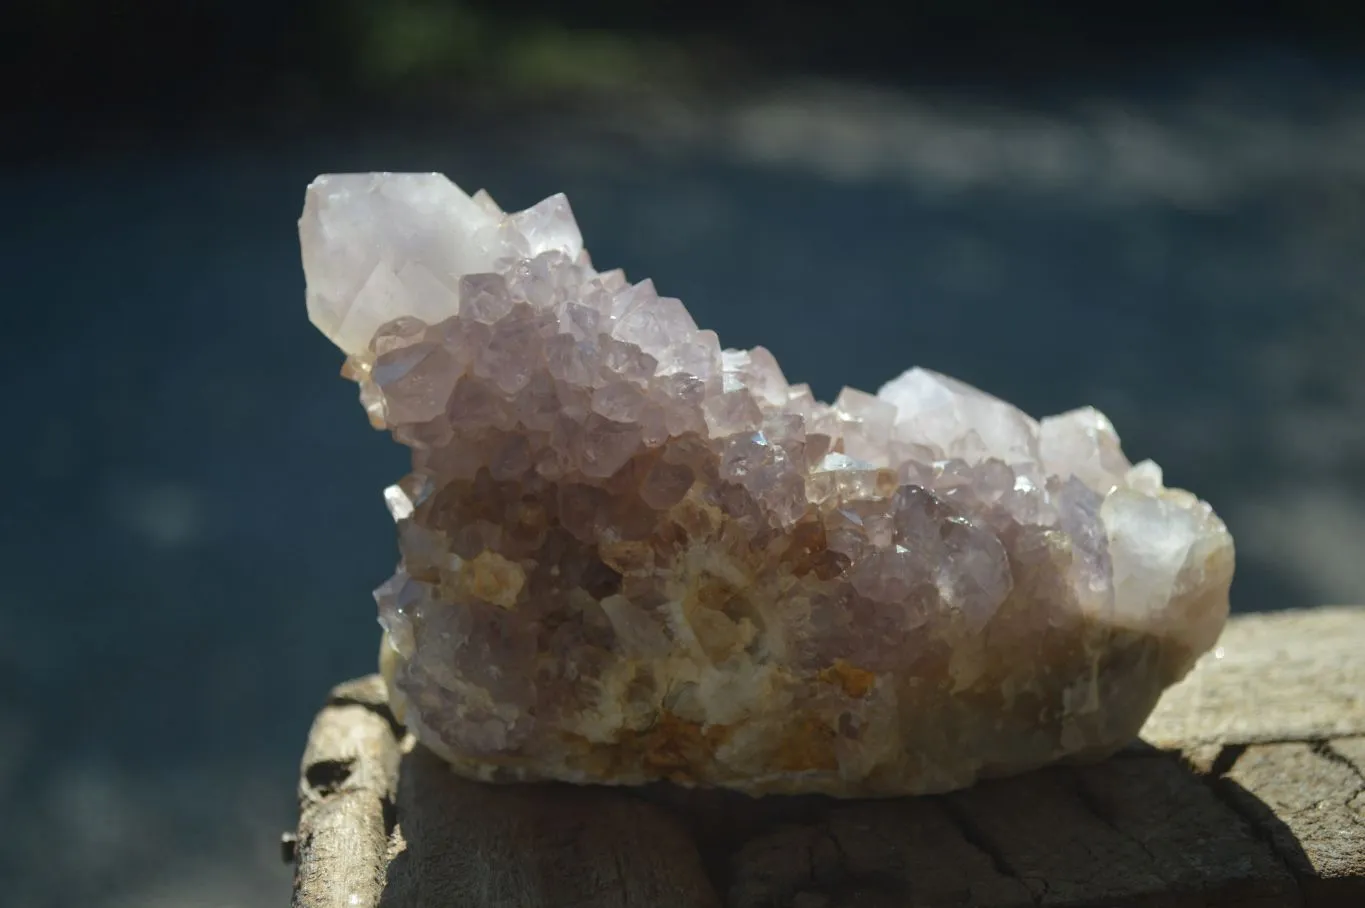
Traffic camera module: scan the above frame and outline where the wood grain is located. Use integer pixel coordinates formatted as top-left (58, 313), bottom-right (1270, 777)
top-left (380, 746), bottom-right (719, 908)
top-left (292, 676), bottom-right (400, 908)
top-left (1212, 739), bottom-right (1365, 908)
top-left (289, 605), bottom-right (1365, 908)
top-left (1142, 605), bottom-right (1365, 748)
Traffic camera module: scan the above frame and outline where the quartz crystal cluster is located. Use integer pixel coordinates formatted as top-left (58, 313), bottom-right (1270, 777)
top-left (300, 172), bottom-right (1235, 796)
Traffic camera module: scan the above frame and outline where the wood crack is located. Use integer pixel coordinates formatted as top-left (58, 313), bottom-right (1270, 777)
top-left (1068, 770), bottom-right (1164, 871)
top-left (1313, 739), bottom-right (1365, 787)
top-left (1197, 759), bottom-right (1308, 903)
top-left (938, 795), bottom-right (1042, 907)
top-left (325, 693), bottom-right (406, 740)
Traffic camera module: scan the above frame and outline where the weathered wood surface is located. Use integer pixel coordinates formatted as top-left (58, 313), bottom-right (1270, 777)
top-left (288, 605), bottom-right (1365, 907)
top-left (1142, 605), bottom-right (1365, 747)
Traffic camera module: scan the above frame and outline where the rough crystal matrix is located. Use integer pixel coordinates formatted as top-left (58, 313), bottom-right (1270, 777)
top-left (300, 173), bottom-right (1235, 797)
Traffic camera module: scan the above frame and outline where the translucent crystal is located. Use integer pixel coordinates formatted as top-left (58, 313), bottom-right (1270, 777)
top-left (301, 173), bottom-right (505, 355)
top-left (879, 367), bottom-right (1040, 465)
top-left (722, 346), bottom-right (788, 406)
top-left (508, 193), bottom-right (583, 260)
top-left (701, 389), bottom-right (763, 438)
top-left (1040, 406), bottom-right (1132, 494)
top-left (458, 273), bottom-right (513, 324)
top-left (834, 386), bottom-right (897, 466)
top-left (612, 287), bottom-right (697, 356)
top-left (301, 173), bottom-right (1236, 798)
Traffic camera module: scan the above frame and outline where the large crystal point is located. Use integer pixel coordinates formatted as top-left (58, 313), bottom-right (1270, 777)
top-left (300, 173), bottom-right (1235, 796)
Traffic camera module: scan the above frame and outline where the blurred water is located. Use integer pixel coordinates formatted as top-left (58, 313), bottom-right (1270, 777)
top-left (3, 54), bottom-right (1364, 906)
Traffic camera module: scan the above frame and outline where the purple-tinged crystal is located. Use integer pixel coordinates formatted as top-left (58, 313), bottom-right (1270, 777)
top-left (302, 172), bottom-right (1235, 796)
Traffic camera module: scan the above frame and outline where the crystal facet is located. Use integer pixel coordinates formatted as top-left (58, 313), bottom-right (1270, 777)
top-left (301, 173), bottom-right (1236, 796)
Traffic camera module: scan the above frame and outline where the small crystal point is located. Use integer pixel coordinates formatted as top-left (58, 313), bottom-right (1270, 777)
top-left (879, 366), bottom-right (1040, 464)
top-left (301, 173), bottom-right (506, 355)
top-left (509, 192), bottom-right (584, 260)
top-left (302, 172), bottom-right (1235, 798)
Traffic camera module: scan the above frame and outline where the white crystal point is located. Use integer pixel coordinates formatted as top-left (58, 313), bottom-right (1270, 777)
top-left (878, 367), bottom-right (1040, 464)
top-left (1102, 487), bottom-right (1235, 656)
top-left (510, 193), bottom-right (585, 260)
top-left (1040, 406), bottom-right (1131, 493)
top-left (300, 174), bottom-right (584, 356)
top-left (302, 172), bottom-right (1236, 799)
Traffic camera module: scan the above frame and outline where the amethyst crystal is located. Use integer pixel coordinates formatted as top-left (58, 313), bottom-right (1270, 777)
top-left (300, 173), bottom-right (1234, 796)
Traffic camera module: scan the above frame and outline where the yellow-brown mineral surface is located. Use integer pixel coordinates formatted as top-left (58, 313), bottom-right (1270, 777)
top-left (301, 173), bottom-right (1235, 796)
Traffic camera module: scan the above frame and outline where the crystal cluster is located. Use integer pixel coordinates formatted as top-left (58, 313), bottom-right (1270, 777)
top-left (300, 172), bottom-right (1235, 796)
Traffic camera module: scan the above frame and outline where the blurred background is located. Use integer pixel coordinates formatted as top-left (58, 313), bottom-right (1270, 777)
top-left (4, 1), bottom-right (1365, 904)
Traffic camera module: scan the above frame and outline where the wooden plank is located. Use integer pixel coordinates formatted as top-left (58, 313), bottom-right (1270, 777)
top-left (380, 746), bottom-right (721, 908)
top-left (288, 606), bottom-right (1365, 908)
top-left (726, 798), bottom-right (1035, 908)
top-left (292, 676), bottom-right (402, 908)
top-left (1212, 738), bottom-right (1365, 908)
top-left (1070, 756), bottom-right (1299, 906)
top-left (291, 677), bottom-right (719, 908)
top-left (944, 759), bottom-right (1300, 908)
top-left (1143, 605), bottom-right (1365, 748)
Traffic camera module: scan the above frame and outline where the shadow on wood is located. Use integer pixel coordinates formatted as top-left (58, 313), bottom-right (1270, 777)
top-left (638, 749), bottom-right (1319, 908)
top-left (380, 745), bottom-right (719, 907)
top-left (289, 606), bottom-right (1365, 908)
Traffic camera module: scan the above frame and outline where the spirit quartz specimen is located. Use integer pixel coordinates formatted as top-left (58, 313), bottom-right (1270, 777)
top-left (300, 173), bottom-right (1235, 796)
